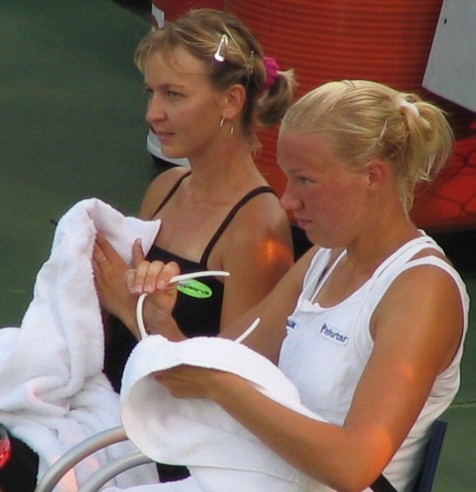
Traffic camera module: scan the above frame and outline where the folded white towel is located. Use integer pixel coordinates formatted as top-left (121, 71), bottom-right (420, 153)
top-left (0, 198), bottom-right (160, 490)
top-left (120, 334), bottom-right (333, 491)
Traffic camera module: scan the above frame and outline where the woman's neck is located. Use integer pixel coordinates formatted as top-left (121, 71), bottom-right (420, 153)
top-left (345, 217), bottom-right (421, 277)
top-left (186, 141), bottom-right (265, 199)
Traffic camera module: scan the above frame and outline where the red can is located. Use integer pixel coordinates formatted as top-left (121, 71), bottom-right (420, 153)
top-left (0, 425), bottom-right (12, 468)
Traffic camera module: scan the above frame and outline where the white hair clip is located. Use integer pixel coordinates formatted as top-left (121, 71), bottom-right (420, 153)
top-left (399, 99), bottom-right (419, 117)
top-left (214, 34), bottom-right (228, 62)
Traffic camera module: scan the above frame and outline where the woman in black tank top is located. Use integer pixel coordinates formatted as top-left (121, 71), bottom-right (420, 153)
top-left (1, 9), bottom-right (296, 491)
top-left (94, 9), bottom-right (296, 485)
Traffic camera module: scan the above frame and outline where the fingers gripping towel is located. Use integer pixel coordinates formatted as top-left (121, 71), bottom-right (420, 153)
top-left (0, 198), bottom-right (160, 490)
top-left (120, 334), bottom-right (334, 492)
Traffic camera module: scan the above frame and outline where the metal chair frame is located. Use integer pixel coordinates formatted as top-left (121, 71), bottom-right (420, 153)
top-left (34, 426), bottom-right (152, 492)
top-left (34, 419), bottom-right (449, 492)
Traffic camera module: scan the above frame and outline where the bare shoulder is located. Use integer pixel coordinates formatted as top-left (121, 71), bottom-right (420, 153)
top-left (379, 242), bottom-right (463, 308)
top-left (388, 259), bottom-right (462, 303)
top-left (396, 247), bottom-right (464, 308)
top-left (376, 255), bottom-right (464, 327)
top-left (227, 190), bottom-right (291, 241)
top-left (222, 190), bottom-right (294, 267)
top-left (213, 191), bottom-right (298, 328)
top-left (139, 167), bottom-right (190, 219)
top-left (372, 257), bottom-right (465, 371)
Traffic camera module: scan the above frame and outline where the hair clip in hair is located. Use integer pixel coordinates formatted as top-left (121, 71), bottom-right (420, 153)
top-left (247, 51), bottom-right (255, 76)
top-left (214, 34), bottom-right (228, 62)
top-left (399, 99), bottom-right (419, 117)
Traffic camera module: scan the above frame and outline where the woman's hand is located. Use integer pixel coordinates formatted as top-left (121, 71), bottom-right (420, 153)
top-left (154, 365), bottom-right (237, 400)
top-left (125, 241), bottom-right (184, 339)
top-left (93, 233), bottom-right (136, 326)
top-left (125, 243), bottom-right (180, 296)
top-left (93, 234), bottom-right (183, 339)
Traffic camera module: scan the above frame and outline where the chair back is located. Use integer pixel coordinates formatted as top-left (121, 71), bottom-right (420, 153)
top-left (413, 418), bottom-right (448, 492)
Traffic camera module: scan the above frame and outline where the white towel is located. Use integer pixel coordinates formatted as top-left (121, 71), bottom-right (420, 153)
top-left (0, 198), bottom-right (160, 490)
top-left (120, 334), bottom-right (333, 491)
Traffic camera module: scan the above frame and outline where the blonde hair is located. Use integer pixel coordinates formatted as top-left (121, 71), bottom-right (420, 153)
top-left (135, 8), bottom-right (295, 147)
top-left (281, 80), bottom-right (454, 212)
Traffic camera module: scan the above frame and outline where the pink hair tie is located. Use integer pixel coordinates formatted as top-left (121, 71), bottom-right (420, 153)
top-left (262, 56), bottom-right (280, 92)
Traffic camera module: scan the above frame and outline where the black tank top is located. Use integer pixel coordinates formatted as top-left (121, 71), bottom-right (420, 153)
top-left (103, 172), bottom-right (275, 482)
top-left (103, 171), bottom-right (275, 392)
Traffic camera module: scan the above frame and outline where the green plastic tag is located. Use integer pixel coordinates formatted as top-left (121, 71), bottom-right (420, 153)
top-left (177, 279), bottom-right (212, 299)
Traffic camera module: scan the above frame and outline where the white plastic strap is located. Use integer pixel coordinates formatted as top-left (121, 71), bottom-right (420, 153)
top-left (136, 293), bottom-right (149, 339)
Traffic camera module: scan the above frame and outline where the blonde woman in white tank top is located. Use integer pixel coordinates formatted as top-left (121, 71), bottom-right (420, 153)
top-left (126, 80), bottom-right (469, 492)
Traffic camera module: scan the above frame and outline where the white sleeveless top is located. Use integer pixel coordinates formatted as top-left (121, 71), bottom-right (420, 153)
top-left (278, 234), bottom-right (469, 491)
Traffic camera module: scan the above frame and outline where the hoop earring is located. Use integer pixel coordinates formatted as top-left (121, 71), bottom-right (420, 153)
top-left (220, 117), bottom-right (234, 136)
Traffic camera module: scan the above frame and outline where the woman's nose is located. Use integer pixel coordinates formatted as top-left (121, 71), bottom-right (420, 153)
top-left (146, 95), bottom-right (166, 124)
top-left (280, 182), bottom-right (301, 212)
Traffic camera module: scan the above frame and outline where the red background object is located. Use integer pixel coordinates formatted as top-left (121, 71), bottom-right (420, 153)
top-left (225, 0), bottom-right (476, 231)
top-left (153, 0), bottom-right (476, 231)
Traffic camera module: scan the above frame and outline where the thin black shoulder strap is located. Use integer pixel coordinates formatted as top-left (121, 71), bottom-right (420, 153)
top-left (370, 474), bottom-right (397, 492)
top-left (149, 170), bottom-right (192, 219)
top-left (200, 186), bottom-right (276, 266)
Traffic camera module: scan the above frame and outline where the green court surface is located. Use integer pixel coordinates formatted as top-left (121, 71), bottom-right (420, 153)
top-left (1, 1), bottom-right (475, 490)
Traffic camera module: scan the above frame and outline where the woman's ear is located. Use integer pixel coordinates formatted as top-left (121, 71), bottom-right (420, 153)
top-left (221, 84), bottom-right (246, 121)
top-left (366, 159), bottom-right (389, 189)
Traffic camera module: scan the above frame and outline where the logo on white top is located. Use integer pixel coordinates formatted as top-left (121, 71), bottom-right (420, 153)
top-left (286, 317), bottom-right (297, 331)
top-left (319, 323), bottom-right (349, 345)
